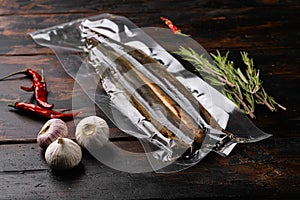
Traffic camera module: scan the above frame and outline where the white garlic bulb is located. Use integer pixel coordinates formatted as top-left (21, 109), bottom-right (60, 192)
top-left (45, 137), bottom-right (82, 170)
top-left (75, 116), bottom-right (109, 149)
top-left (37, 118), bottom-right (68, 149)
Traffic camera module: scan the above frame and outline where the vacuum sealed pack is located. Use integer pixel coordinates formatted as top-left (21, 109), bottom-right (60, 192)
top-left (30, 13), bottom-right (271, 173)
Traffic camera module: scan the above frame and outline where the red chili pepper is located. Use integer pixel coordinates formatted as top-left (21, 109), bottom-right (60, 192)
top-left (8, 102), bottom-right (81, 120)
top-left (160, 16), bottom-right (181, 34)
top-left (0, 69), bottom-right (54, 109)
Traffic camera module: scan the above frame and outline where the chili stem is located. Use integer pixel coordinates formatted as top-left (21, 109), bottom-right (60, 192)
top-left (0, 69), bottom-right (28, 81)
top-left (7, 103), bottom-right (16, 108)
top-left (41, 69), bottom-right (45, 83)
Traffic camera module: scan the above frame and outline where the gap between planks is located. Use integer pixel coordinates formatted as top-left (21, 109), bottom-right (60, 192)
top-left (0, 136), bottom-right (138, 145)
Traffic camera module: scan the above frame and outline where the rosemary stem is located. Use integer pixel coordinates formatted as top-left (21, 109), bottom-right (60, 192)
top-left (175, 47), bottom-right (286, 118)
top-left (217, 76), bottom-right (235, 88)
top-left (277, 103), bottom-right (287, 111)
top-left (254, 93), bottom-right (275, 112)
top-left (232, 91), bottom-right (256, 118)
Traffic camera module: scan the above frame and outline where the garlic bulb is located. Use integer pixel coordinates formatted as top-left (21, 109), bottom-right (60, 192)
top-left (45, 137), bottom-right (82, 170)
top-left (75, 116), bottom-right (109, 149)
top-left (37, 118), bottom-right (68, 149)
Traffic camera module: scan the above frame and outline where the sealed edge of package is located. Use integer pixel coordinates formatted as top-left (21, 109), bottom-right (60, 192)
top-left (30, 13), bottom-right (271, 173)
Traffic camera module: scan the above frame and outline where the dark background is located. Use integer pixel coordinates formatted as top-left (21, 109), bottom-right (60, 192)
top-left (0, 0), bottom-right (299, 199)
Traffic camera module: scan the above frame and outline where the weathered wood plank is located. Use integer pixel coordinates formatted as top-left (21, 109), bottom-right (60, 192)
top-left (0, 4), bottom-right (298, 55)
top-left (0, 56), bottom-right (75, 140)
top-left (0, 137), bottom-right (299, 199)
top-left (0, 0), bottom-right (299, 15)
top-left (0, 53), bottom-right (298, 140)
top-left (0, 55), bottom-right (131, 140)
top-left (0, 14), bottom-right (89, 55)
top-left (0, 1), bottom-right (298, 199)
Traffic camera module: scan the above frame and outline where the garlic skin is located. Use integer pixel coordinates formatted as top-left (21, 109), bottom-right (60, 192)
top-left (75, 116), bottom-right (109, 149)
top-left (37, 118), bottom-right (68, 149)
top-left (45, 137), bottom-right (82, 170)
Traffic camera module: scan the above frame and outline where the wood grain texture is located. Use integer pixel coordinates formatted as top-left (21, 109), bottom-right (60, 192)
top-left (0, 0), bottom-right (299, 199)
top-left (0, 1), bottom-right (299, 55)
top-left (0, 137), bottom-right (299, 199)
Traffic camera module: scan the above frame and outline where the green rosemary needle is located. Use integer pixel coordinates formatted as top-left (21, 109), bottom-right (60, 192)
top-left (175, 47), bottom-right (286, 118)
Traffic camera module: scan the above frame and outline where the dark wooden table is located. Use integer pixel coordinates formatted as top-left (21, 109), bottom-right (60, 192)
top-left (0, 1), bottom-right (299, 199)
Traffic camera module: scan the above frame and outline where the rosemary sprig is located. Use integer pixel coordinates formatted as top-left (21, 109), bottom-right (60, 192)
top-left (175, 47), bottom-right (286, 118)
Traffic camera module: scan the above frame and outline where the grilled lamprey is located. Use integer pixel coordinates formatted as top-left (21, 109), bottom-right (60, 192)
top-left (86, 37), bottom-right (236, 150)
top-left (123, 44), bottom-right (223, 131)
top-left (101, 69), bottom-right (193, 149)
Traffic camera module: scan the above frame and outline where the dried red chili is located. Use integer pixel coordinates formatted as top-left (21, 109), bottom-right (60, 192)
top-left (160, 16), bottom-right (181, 34)
top-left (0, 69), bottom-right (54, 109)
top-left (8, 102), bottom-right (81, 120)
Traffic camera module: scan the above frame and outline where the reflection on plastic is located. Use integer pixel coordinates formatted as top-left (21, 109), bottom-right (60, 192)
top-left (30, 13), bottom-right (271, 173)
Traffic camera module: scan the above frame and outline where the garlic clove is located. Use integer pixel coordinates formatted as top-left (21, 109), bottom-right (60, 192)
top-left (75, 116), bottom-right (109, 150)
top-left (45, 137), bottom-right (82, 170)
top-left (37, 118), bottom-right (68, 149)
